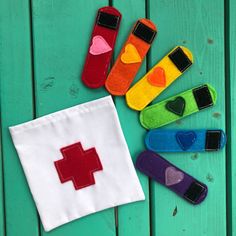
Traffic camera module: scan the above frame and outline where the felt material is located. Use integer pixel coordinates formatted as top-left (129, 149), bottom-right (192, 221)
top-left (193, 85), bottom-right (214, 110)
top-left (9, 96), bottom-right (144, 231)
top-left (55, 142), bottom-right (103, 190)
top-left (145, 129), bottom-right (226, 152)
top-left (165, 167), bottom-right (184, 186)
top-left (176, 131), bottom-right (197, 150)
top-left (132, 21), bottom-right (156, 44)
top-left (205, 130), bottom-right (223, 151)
top-left (136, 151), bottom-right (208, 204)
top-left (168, 47), bottom-right (192, 72)
top-left (105, 19), bottom-right (157, 95)
top-left (82, 7), bottom-right (121, 88)
top-left (140, 84), bottom-right (217, 129)
top-left (147, 66), bottom-right (166, 87)
top-left (126, 46), bottom-right (193, 111)
top-left (89, 35), bottom-right (112, 55)
top-left (165, 96), bottom-right (186, 116)
top-left (96, 11), bottom-right (120, 30)
top-left (121, 44), bottom-right (141, 64)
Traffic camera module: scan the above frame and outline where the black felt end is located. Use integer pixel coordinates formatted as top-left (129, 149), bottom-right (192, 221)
top-left (193, 85), bottom-right (213, 110)
top-left (184, 181), bottom-right (205, 204)
top-left (97, 11), bottom-right (120, 30)
top-left (205, 130), bottom-right (221, 151)
top-left (168, 47), bottom-right (192, 72)
top-left (132, 21), bottom-right (157, 44)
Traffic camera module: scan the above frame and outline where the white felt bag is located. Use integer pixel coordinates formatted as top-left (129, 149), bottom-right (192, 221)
top-left (9, 96), bottom-right (145, 231)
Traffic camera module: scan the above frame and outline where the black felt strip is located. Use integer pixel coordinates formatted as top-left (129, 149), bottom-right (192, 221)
top-left (97, 11), bottom-right (120, 30)
top-left (168, 47), bottom-right (192, 72)
top-left (205, 130), bottom-right (221, 151)
top-left (132, 21), bottom-right (157, 44)
top-left (184, 181), bottom-right (205, 204)
top-left (192, 85), bottom-right (213, 110)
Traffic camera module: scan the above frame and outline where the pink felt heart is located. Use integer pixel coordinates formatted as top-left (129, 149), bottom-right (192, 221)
top-left (89, 35), bottom-right (112, 55)
top-left (165, 167), bottom-right (184, 186)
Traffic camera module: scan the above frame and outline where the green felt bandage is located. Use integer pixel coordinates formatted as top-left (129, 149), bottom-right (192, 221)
top-left (140, 84), bottom-right (217, 129)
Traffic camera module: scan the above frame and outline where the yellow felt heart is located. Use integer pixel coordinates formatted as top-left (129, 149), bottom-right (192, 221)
top-left (121, 44), bottom-right (141, 64)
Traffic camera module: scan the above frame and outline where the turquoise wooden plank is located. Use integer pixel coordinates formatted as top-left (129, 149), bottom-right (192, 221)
top-left (111, 1), bottom-right (150, 236)
top-left (229, 0), bottom-right (236, 235)
top-left (31, 0), bottom-right (116, 235)
top-left (0, 134), bottom-right (5, 235)
top-left (0, 0), bottom-right (39, 235)
top-left (149, 0), bottom-right (226, 235)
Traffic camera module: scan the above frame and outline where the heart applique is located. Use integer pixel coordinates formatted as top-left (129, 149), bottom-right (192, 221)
top-left (176, 131), bottom-right (197, 150)
top-left (165, 166), bottom-right (184, 186)
top-left (165, 96), bottom-right (186, 116)
top-left (147, 67), bottom-right (166, 87)
top-left (89, 35), bottom-right (112, 55)
top-left (121, 44), bottom-right (141, 64)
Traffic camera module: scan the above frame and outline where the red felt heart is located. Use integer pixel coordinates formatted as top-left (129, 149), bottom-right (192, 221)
top-left (147, 67), bottom-right (166, 87)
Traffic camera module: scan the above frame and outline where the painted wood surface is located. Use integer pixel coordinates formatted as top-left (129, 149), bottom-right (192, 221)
top-left (0, 0), bottom-right (234, 235)
top-left (229, 0), bottom-right (236, 235)
top-left (0, 1), bottom-right (39, 236)
top-left (0, 133), bottom-right (4, 236)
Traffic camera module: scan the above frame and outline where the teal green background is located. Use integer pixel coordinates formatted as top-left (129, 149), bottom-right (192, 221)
top-left (0, 0), bottom-right (235, 235)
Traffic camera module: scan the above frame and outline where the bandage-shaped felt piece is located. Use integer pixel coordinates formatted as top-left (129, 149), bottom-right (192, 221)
top-left (140, 84), bottom-right (217, 129)
top-left (136, 151), bottom-right (208, 204)
top-left (126, 46), bottom-right (193, 111)
top-left (105, 19), bottom-right (157, 95)
top-left (145, 129), bottom-right (226, 152)
top-left (82, 7), bottom-right (121, 88)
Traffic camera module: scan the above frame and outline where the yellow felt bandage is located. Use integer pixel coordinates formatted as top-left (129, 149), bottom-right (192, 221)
top-left (126, 46), bottom-right (193, 111)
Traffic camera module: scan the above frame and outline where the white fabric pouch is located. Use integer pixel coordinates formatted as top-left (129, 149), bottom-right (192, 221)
top-left (9, 96), bottom-right (145, 231)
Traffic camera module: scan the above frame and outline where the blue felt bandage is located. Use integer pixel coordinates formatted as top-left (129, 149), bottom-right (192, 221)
top-left (145, 129), bottom-right (226, 152)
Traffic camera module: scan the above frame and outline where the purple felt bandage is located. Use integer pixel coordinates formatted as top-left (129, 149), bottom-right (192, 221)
top-left (136, 151), bottom-right (208, 204)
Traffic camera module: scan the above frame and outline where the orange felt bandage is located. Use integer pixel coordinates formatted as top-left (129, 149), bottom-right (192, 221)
top-left (105, 19), bottom-right (157, 96)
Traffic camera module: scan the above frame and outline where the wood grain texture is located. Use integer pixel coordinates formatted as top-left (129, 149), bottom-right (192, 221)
top-left (149, 0), bottom-right (226, 235)
top-left (111, 1), bottom-right (150, 235)
top-left (0, 134), bottom-right (5, 236)
top-left (229, 0), bottom-right (235, 235)
top-left (31, 0), bottom-right (116, 235)
top-left (0, 0), bottom-right (39, 235)
top-left (0, 0), bottom-right (232, 235)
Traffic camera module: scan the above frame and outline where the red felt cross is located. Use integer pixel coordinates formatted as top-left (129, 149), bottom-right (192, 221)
top-left (54, 142), bottom-right (103, 190)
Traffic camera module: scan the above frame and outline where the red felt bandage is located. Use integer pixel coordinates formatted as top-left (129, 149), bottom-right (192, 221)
top-left (82, 6), bottom-right (122, 88)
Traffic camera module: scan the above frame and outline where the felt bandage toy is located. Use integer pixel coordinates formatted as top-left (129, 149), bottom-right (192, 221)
top-left (136, 151), bottom-right (208, 204)
top-left (140, 84), bottom-right (217, 129)
top-left (126, 46), bottom-right (193, 111)
top-left (105, 19), bottom-right (157, 95)
top-left (9, 96), bottom-right (144, 231)
top-left (145, 129), bottom-right (226, 152)
top-left (82, 7), bottom-right (121, 88)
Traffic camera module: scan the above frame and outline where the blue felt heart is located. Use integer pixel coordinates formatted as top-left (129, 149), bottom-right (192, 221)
top-left (176, 131), bottom-right (197, 150)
